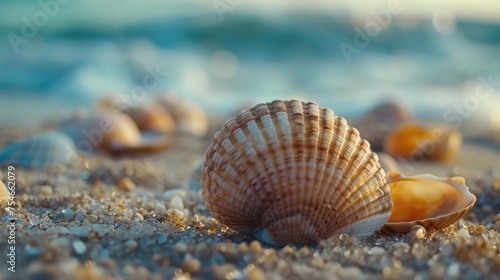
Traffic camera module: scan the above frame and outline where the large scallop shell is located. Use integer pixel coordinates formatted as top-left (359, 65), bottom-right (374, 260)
top-left (58, 111), bottom-right (171, 155)
top-left (382, 172), bottom-right (476, 233)
top-left (0, 132), bottom-right (79, 169)
top-left (201, 100), bottom-right (392, 246)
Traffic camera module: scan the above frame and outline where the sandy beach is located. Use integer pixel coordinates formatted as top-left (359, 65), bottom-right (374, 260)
top-left (0, 107), bottom-right (500, 279)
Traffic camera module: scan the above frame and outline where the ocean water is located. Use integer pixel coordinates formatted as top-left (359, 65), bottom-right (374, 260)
top-left (0, 1), bottom-right (499, 128)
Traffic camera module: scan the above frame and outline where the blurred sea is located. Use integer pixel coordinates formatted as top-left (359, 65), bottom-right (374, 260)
top-left (0, 1), bottom-right (499, 128)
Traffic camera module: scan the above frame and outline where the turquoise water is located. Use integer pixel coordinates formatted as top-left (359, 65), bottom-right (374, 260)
top-left (0, 1), bottom-right (499, 125)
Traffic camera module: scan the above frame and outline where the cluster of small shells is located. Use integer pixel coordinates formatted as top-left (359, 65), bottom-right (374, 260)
top-left (0, 93), bottom-right (208, 169)
top-left (353, 101), bottom-right (463, 162)
top-left (98, 93), bottom-right (208, 137)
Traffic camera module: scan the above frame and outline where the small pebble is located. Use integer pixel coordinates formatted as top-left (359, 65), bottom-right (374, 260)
top-left (393, 242), bottom-right (410, 258)
top-left (162, 189), bottom-right (187, 200)
top-left (119, 177), bottom-right (136, 191)
top-left (29, 216), bottom-right (40, 226)
top-left (174, 243), bottom-right (188, 253)
top-left (459, 228), bottom-right (470, 240)
top-left (72, 240), bottom-right (87, 255)
top-left (75, 208), bottom-right (87, 214)
top-left (167, 208), bottom-right (184, 219)
top-left (368, 246), bottom-right (385, 256)
top-left (430, 263), bottom-right (446, 280)
top-left (409, 225), bottom-right (427, 241)
top-left (154, 202), bottom-right (166, 213)
top-left (169, 195), bottom-right (184, 210)
top-left (447, 262), bottom-right (460, 280)
top-left (247, 267), bottom-right (266, 280)
top-left (195, 243), bottom-right (210, 257)
top-left (341, 266), bottom-right (363, 280)
top-left (237, 242), bottom-right (249, 254)
top-left (249, 240), bottom-right (263, 254)
top-left (181, 254), bottom-right (201, 274)
top-left (125, 239), bottom-right (138, 250)
top-left (213, 264), bottom-right (237, 280)
top-left (39, 185), bottom-right (54, 195)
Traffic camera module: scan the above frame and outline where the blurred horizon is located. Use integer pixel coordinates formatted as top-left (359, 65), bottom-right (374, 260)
top-left (0, 1), bottom-right (499, 129)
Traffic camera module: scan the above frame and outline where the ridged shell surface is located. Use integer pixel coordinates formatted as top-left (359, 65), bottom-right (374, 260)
top-left (0, 132), bottom-right (79, 169)
top-left (201, 100), bottom-right (392, 246)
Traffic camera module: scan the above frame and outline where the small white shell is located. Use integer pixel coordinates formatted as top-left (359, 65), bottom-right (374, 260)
top-left (0, 132), bottom-right (79, 169)
top-left (202, 100), bottom-right (392, 246)
top-left (382, 173), bottom-right (476, 233)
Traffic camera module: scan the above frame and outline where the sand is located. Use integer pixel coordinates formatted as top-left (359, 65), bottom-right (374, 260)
top-left (0, 121), bottom-right (500, 280)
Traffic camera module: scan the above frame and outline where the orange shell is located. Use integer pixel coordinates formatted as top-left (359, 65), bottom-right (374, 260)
top-left (383, 123), bottom-right (461, 162)
top-left (382, 172), bottom-right (476, 233)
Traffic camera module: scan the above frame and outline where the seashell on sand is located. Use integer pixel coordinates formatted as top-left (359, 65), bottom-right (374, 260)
top-left (58, 111), bottom-right (171, 155)
top-left (383, 123), bottom-right (462, 162)
top-left (366, 101), bottom-right (413, 124)
top-left (97, 97), bottom-right (175, 134)
top-left (157, 95), bottom-right (208, 137)
top-left (351, 101), bottom-right (413, 150)
top-left (201, 100), bottom-right (392, 246)
top-left (0, 132), bottom-right (79, 169)
top-left (382, 172), bottom-right (476, 233)
top-left (124, 104), bottom-right (175, 134)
